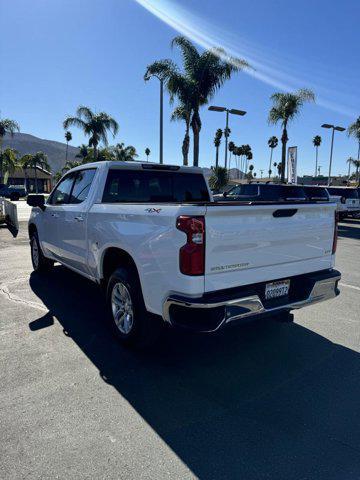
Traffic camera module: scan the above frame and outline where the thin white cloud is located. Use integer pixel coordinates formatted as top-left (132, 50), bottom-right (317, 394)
top-left (135, 0), bottom-right (358, 118)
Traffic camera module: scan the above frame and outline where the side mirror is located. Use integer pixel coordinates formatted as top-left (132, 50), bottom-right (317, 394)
top-left (27, 194), bottom-right (46, 210)
top-left (223, 192), bottom-right (228, 198)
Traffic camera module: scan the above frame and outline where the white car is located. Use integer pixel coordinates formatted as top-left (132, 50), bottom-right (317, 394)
top-left (27, 162), bottom-right (341, 347)
top-left (326, 186), bottom-right (360, 219)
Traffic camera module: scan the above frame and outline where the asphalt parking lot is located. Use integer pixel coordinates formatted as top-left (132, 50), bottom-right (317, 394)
top-left (0, 219), bottom-right (359, 480)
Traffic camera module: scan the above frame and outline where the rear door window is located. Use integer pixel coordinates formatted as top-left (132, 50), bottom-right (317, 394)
top-left (102, 170), bottom-right (210, 203)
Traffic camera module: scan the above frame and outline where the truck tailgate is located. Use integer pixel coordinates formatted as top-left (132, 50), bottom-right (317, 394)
top-left (204, 203), bottom-right (335, 292)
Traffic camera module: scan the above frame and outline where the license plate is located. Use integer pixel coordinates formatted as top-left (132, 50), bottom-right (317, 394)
top-left (265, 280), bottom-right (290, 300)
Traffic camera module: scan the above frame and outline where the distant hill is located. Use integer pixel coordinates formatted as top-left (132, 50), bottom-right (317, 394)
top-left (2, 133), bottom-right (79, 174)
top-left (2, 133), bottom-right (245, 179)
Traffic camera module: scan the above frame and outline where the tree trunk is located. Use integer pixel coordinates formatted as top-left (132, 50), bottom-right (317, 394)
top-left (281, 125), bottom-right (288, 183)
top-left (182, 121), bottom-right (190, 166)
top-left (66, 141), bottom-right (69, 162)
top-left (315, 146), bottom-right (318, 178)
top-left (34, 165), bottom-right (38, 194)
top-left (268, 148), bottom-right (273, 179)
top-left (191, 109), bottom-right (201, 167)
top-left (93, 142), bottom-right (98, 160)
top-left (215, 145), bottom-right (219, 168)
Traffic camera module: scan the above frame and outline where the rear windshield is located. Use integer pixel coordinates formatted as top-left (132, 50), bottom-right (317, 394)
top-left (327, 187), bottom-right (358, 198)
top-left (303, 186), bottom-right (329, 200)
top-left (102, 169), bottom-right (210, 203)
top-left (259, 185), bottom-right (307, 201)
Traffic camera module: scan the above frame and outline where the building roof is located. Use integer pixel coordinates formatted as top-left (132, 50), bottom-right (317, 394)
top-left (8, 166), bottom-right (52, 180)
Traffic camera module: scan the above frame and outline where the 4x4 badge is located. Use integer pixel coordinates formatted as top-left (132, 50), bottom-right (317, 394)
top-left (145, 208), bottom-right (162, 213)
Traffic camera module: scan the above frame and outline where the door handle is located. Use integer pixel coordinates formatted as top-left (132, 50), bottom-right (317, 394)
top-left (51, 213), bottom-right (59, 218)
top-left (273, 209), bottom-right (298, 218)
top-left (74, 216), bottom-right (84, 222)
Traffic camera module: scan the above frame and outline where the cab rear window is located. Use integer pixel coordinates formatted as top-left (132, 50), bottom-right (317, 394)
top-left (102, 169), bottom-right (210, 203)
top-left (303, 186), bottom-right (329, 200)
top-left (259, 185), bottom-right (307, 201)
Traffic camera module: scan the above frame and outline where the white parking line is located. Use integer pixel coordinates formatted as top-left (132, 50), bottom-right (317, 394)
top-left (339, 282), bottom-right (360, 291)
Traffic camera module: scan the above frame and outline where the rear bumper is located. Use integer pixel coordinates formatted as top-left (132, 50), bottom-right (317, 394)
top-left (163, 269), bottom-right (341, 333)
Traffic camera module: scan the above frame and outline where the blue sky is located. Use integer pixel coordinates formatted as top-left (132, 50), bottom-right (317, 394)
top-left (0, 0), bottom-right (359, 176)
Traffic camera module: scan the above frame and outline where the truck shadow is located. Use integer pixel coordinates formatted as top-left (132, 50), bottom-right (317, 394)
top-left (29, 267), bottom-right (360, 480)
top-left (338, 222), bottom-right (360, 240)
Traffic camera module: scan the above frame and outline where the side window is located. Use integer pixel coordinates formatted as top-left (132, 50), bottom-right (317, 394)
top-left (69, 169), bottom-right (96, 204)
top-left (49, 173), bottom-right (76, 205)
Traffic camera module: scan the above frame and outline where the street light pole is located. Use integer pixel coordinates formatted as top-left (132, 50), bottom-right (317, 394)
top-left (208, 106), bottom-right (246, 170)
top-left (224, 110), bottom-right (229, 169)
top-left (321, 124), bottom-right (345, 186)
top-left (145, 73), bottom-right (164, 164)
top-left (328, 127), bottom-right (335, 186)
top-left (159, 79), bottom-right (163, 165)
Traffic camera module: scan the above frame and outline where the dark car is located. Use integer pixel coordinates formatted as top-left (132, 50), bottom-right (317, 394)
top-left (213, 183), bottom-right (327, 203)
top-left (0, 184), bottom-right (27, 201)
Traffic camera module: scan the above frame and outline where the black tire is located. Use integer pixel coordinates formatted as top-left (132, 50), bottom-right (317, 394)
top-left (30, 231), bottom-right (54, 272)
top-left (106, 267), bottom-right (162, 348)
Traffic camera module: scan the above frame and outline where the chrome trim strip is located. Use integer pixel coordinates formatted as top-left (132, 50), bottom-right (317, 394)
top-left (163, 275), bottom-right (340, 332)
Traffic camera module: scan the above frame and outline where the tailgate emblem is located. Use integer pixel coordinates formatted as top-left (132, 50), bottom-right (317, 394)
top-left (145, 208), bottom-right (162, 213)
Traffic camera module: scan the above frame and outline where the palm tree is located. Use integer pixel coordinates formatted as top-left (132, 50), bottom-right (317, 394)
top-left (0, 118), bottom-right (20, 181)
top-left (145, 36), bottom-right (249, 166)
top-left (347, 117), bottom-right (360, 163)
top-left (63, 106), bottom-right (119, 160)
top-left (245, 150), bottom-right (253, 175)
top-left (0, 148), bottom-right (18, 184)
top-left (209, 166), bottom-right (228, 192)
top-left (267, 136), bottom-right (278, 178)
top-left (228, 141), bottom-right (235, 171)
top-left (247, 163), bottom-right (254, 180)
top-left (76, 144), bottom-right (90, 162)
top-left (312, 135), bottom-right (322, 177)
top-left (268, 89), bottom-right (315, 182)
top-left (62, 160), bottom-right (82, 173)
top-left (213, 129), bottom-right (223, 168)
top-left (348, 158), bottom-right (360, 183)
top-left (113, 143), bottom-right (138, 162)
top-left (170, 104), bottom-right (192, 165)
top-left (145, 147), bottom-right (151, 162)
top-left (20, 152), bottom-right (50, 194)
top-left (64, 131), bottom-right (72, 162)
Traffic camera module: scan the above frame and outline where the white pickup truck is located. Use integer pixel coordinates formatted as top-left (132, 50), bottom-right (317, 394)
top-left (27, 161), bottom-right (341, 346)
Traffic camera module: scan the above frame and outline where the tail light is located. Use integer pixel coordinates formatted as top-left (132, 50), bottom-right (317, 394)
top-left (341, 196), bottom-right (346, 204)
top-left (332, 211), bottom-right (339, 254)
top-left (176, 216), bottom-right (205, 275)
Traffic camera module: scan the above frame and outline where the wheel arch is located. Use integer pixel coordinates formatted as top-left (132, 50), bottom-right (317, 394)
top-left (100, 247), bottom-right (142, 288)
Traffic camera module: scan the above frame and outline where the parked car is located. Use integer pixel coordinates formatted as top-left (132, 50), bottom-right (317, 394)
top-left (27, 162), bottom-right (341, 347)
top-left (326, 186), bottom-right (359, 219)
top-left (213, 183), bottom-right (329, 202)
top-left (0, 184), bottom-right (27, 201)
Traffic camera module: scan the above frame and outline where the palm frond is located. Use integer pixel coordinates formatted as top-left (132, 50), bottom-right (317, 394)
top-left (144, 59), bottom-right (177, 81)
top-left (76, 105), bottom-right (94, 122)
top-left (63, 116), bottom-right (87, 131)
top-left (171, 36), bottom-right (200, 75)
top-left (0, 118), bottom-right (20, 138)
